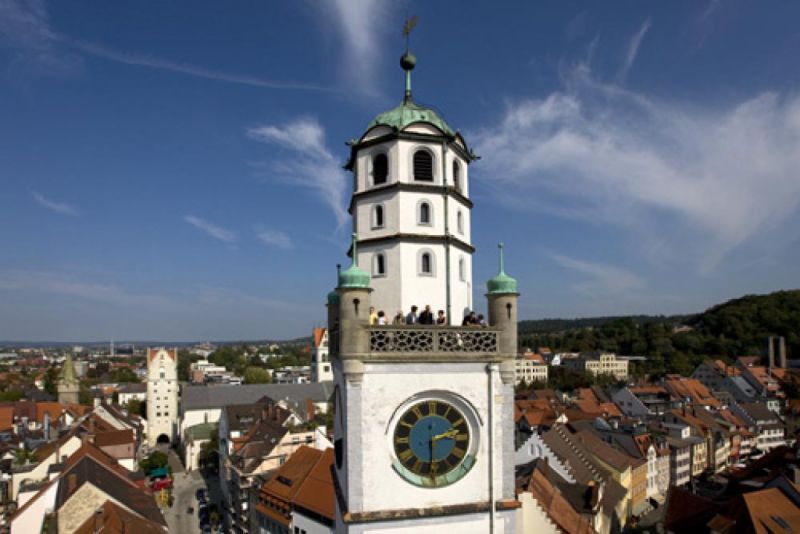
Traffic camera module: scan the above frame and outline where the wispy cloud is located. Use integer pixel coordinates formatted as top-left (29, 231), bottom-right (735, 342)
top-left (31, 190), bottom-right (78, 215)
top-left (0, 0), bottom-right (330, 91)
top-left (323, 0), bottom-right (388, 93)
top-left (618, 17), bottom-right (651, 82)
top-left (473, 65), bottom-right (800, 274)
top-left (184, 215), bottom-right (236, 243)
top-left (248, 117), bottom-right (348, 228)
top-left (0, 0), bottom-right (80, 72)
top-left (549, 253), bottom-right (645, 295)
top-left (69, 39), bottom-right (332, 92)
top-left (256, 228), bottom-right (293, 250)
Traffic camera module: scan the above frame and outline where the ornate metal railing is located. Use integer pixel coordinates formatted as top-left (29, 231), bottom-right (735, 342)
top-left (369, 326), bottom-right (499, 353)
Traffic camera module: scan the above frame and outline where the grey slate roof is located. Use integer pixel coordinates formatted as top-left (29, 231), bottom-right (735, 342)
top-left (180, 382), bottom-right (334, 414)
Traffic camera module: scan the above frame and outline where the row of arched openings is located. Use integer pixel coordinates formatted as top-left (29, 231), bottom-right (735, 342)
top-left (372, 150), bottom-right (462, 192)
top-left (371, 203), bottom-right (464, 233)
top-left (372, 251), bottom-right (468, 281)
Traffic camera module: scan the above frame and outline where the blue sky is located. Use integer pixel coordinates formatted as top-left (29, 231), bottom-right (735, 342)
top-left (1, 0), bottom-right (799, 341)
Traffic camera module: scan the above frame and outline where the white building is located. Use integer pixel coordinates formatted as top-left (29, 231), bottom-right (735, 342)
top-left (345, 57), bottom-right (475, 324)
top-left (330, 46), bottom-right (518, 533)
top-left (514, 352), bottom-right (548, 385)
top-left (311, 327), bottom-right (333, 382)
top-left (146, 347), bottom-right (178, 446)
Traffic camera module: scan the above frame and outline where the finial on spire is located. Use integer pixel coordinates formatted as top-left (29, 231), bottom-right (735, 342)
top-left (351, 233), bottom-right (359, 266)
top-left (336, 263), bottom-right (341, 276)
top-left (498, 242), bottom-right (506, 274)
top-left (401, 16), bottom-right (418, 102)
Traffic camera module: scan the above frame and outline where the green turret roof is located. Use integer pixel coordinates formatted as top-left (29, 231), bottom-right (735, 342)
top-left (338, 234), bottom-right (370, 289)
top-left (487, 243), bottom-right (519, 295)
top-left (59, 354), bottom-right (79, 386)
top-left (366, 51), bottom-right (456, 137)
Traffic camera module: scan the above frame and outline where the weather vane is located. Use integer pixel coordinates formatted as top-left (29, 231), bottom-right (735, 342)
top-left (403, 15), bottom-right (418, 51)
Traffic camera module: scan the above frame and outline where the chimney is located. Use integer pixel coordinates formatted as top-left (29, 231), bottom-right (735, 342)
top-left (779, 336), bottom-right (787, 368)
top-left (768, 336), bottom-right (775, 370)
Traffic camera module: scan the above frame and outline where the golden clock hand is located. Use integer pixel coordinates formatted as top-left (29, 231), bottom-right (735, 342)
top-left (432, 428), bottom-right (459, 441)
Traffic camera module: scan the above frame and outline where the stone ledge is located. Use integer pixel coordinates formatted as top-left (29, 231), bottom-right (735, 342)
top-left (343, 499), bottom-right (521, 523)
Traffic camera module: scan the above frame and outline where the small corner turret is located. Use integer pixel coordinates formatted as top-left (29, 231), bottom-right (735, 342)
top-left (486, 243), bottom-right (519, 367)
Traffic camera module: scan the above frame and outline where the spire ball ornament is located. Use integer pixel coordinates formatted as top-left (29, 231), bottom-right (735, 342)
top-left (400, 52), bottom-right (416, 71)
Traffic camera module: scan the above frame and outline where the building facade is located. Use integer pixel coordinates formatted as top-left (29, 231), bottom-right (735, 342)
top-left (311, 328), bottom-right (333, 383)
top-left (329, 46), bottom-right (519, 533)
top-left (146, 347), bottom-right (178, 446)
top-left (563, 352), bottom-right (629, 380)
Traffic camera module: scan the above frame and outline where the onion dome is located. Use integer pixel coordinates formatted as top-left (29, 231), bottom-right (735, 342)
top-left (366, 50), bottom-right (456, 137)
top-left (338, 234), bottom-right (370, 289)
top-left (487, 243), bottom-right (519, 295)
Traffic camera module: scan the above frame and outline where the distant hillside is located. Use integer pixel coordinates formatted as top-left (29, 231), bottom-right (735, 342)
top-left (518, 289), bottom-right (800, 376)
top-left (518, 315), bottom-right (692, 335)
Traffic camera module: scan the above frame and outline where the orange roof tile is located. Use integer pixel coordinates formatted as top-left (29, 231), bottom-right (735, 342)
top-left (312, 328), bottom-right (326, 348)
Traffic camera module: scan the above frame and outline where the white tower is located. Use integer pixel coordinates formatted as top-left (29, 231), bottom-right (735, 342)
top-left (330, 40), bottom-right (519, 534)
top-left (345, 46), bottom-right (476, 325)
top-left (311, 327), bottom-right (333, 382)
top-left (146, 347), bottom-right (178, 446)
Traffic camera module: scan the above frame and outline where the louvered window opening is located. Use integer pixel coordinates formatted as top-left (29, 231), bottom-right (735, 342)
top-left (373, 154), bottom-right (388, 185)
top-left (413, 151), bottom-right (434, 181)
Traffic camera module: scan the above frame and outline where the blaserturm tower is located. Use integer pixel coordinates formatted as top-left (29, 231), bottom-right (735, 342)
top-left (328, 33), bottom-right (520, 534)
top-left (57, 354), bottom-right (80, 405)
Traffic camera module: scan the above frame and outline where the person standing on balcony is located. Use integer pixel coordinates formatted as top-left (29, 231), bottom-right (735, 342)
top-left (436, 310), bottom-right (447, 325)
top-left (369, 306), bottom-right (378, 325)
top-left (406, 305), bottom-right (419, 325)
top-left (419, 305), bottom-right (434, 325)
top-left (392, 311), bottom-right (406, 325)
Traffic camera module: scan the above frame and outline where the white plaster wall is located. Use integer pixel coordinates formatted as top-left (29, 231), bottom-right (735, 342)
top-left (515, 492), bottom-right (559, 534)
top-left (345, 362), bottom-right (512, 513)
top-left (10, 481), bottom-right (58, 534)
top-left (180, 408), bottom-right (221, 435)
top-left (354, 139), bottom-right (469, 194)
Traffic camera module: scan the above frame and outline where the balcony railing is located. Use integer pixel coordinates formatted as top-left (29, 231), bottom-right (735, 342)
top-left (369, 326), bottom-right (499, 354)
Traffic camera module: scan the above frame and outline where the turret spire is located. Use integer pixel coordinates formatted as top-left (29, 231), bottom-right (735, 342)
top-left (338, 234), bottom-right (370, 289)
top-left (487, 242), bottom-right (519, 295)
top-left (401, 16), bottom-right (418, 102)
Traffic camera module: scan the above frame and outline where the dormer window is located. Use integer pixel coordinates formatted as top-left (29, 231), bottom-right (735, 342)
top-left (413, 150), bottom-right (434, 182)
top-left (373, 154), bottom-right (388, 185)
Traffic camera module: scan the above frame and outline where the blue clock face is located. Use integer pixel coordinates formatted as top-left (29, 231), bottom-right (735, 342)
top-left (393, 400), bottom-right (470, 483)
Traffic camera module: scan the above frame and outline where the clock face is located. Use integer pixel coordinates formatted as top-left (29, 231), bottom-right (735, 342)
top-left (392, 399), bottom-right (474, 487)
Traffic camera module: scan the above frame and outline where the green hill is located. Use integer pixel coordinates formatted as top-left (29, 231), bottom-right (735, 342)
top-left (518, 289), bottom-right (800, 377)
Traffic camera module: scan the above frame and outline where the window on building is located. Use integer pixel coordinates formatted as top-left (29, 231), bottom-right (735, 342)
top-left (372, 153), bottom-right (388, 185)
top-left (413, 150), bottom-right (434, 181)
top-left (419, 251), bottom-right (435, 276)
top-left (373, 253), bottom-right (386, 276)
top-left (457, 210), bottom-right (463, 234)
top-left (459, 257), bottom-right (465, 281)
top-left (372, 204), bottom-right (384, 229)
top-left (419, 201), bottom-right (432, 225)
top-left (453, 160), bottom-right (461, 191)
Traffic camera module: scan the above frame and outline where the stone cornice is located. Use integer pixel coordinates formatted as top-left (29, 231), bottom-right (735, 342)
top-left (348, 182), bottom-right (473, 214)
top-left (351, 233), bottom-right (476, 254)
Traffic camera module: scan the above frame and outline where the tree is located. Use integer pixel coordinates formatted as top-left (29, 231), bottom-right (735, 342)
top-left (110, 367), bottom-right (139, 383)
top-left (198, 424), bottom-right (220, 468)
top-left (43, 366), bottom-right (59, 396)
top-left (243, 367), bottom-right (272, 384)
top-left (139, 451), bottom-right (169, 473)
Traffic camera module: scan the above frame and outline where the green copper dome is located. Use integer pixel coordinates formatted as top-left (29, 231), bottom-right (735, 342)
top-left (338, 234), bottom-right (371, 289)
top-left (368, 98), bottom-right (456, 137)
top-left (366, 51), bottom-right (456, 137)
top-left (487, 243), bottom-right (519, 295)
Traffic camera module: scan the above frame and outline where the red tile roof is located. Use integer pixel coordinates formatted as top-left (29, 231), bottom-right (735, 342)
top-left (259, 446), bottom-right (335, 523)
top-left (312, 328), bottom-right (326, 349)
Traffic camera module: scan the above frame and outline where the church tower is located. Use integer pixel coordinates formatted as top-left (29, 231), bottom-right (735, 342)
top-left (330, 41), bottom-right (519, 534)
top-left (57, 354), bottom-right (80, 405)
top-left (345, 44), bottom-right (476, 325)
top-left (146, 347), bottom-right (178, 446)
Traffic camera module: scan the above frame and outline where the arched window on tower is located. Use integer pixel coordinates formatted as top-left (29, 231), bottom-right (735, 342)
top-left (453, 160), bottom-right (461, 192)
top-left (418, 250), bottom-right (435, 276)
top-left (374, 253), bottom-right (386, 277)
top-left (457, 210), bottom-right (463, 234)
top-left (373, 153), bottom-right (388, 185)
top-left (459, 256), bottom-right (465, 281)
top-left (418, 201), bottom-right (432, 225)
top-left (413, 150), bottom-right (434, 182)
top-left (372, 204), bottom-right (384, 229)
